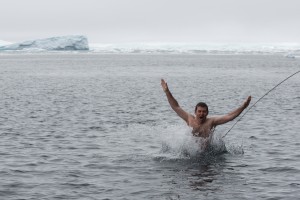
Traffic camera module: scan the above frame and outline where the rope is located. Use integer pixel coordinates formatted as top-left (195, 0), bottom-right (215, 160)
top-left (222, 69), bottom-right (300, 138)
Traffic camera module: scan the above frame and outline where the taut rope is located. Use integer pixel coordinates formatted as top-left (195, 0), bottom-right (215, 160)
top-left (222, 69), bottom-right (300, 138)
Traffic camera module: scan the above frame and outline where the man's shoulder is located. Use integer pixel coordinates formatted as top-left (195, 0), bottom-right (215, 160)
top-left (188, 114), bottom-right (195, 119)
top-left (206, 116), bottom-right (218, 124)
top-left (208, 115), bottom-right (222, 119)
top-left (207, 116), bottom-right (217, 120)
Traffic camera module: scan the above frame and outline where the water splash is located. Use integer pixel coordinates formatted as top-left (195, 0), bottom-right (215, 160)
top-left (157, 125), bottom-right (228, 160)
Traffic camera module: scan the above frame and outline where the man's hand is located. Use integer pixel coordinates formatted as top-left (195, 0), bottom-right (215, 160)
top-left (161, 79), bottom-right (169, 93)
top-left (243, 96), bottom-right (251, 109)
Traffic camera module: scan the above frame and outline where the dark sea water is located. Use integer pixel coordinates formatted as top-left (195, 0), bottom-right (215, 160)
top-left (0, 53), bottom-right (299, 200)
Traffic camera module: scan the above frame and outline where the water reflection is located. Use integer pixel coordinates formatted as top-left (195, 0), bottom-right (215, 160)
top-left (187, 152), bottom-right (227, 191)
top-left (156, 149), bottom-right (228, 193)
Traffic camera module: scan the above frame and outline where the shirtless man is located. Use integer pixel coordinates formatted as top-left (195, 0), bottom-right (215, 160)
top-left (161, 79), bottom-right (251, 139)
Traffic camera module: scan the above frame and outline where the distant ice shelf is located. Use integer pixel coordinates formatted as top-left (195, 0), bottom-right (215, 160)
top-left (89, 43), bottom-right (300, 55)
top-left (0, 35), bottom-right (89, 51)
top-left (1, 38), bottom-right (300, 55)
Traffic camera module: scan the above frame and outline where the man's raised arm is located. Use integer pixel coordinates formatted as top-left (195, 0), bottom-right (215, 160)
top-left (161, 79), bottom-right (190, 123)
top-left (213, 96), bottom-right (251, 126)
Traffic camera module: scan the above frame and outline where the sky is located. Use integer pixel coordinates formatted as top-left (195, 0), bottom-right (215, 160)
top-left (1, 0), bottom-right (300, 44)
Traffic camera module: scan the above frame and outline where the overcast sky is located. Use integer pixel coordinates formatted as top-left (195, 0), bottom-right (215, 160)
top-left (1, 0), bottom-right (300, 44)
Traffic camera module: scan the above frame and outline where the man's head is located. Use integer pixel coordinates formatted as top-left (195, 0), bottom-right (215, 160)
top-left (194, 102), bottom-right (209, 122)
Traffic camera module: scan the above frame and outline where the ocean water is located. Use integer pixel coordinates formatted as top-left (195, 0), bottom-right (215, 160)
top-left (0, 53), bottom-right (299, 200)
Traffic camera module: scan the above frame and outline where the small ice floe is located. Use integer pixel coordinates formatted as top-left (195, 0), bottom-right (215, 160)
top-left (285, 53), bottom-right (296, 59)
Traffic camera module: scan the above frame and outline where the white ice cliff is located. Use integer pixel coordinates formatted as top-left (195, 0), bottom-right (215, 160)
top-left (0, 35), bottom-right (89, 51)
top-left (0, 40), bottom-right (12, 46)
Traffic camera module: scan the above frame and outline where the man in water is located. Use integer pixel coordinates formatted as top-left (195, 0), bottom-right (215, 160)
top-left (161, 79), bottom-right (251, 139)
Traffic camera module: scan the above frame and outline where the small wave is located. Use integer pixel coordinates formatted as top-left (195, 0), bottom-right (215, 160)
top-left (226, 144), bottom-right (244, 155)
top-left (289, 183), bottom-right (300, 187)
top-left (62, 183), bottom-right (93, 188)
top-left (0, 190), bottom-right (18, 197)
top-left (259, 166), bottom-right (300, 173)
top-left (249, 136), bottom-right (258, 140)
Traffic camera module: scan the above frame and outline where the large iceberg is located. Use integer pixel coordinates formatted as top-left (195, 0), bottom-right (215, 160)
top-left (0, 40), bottom-right (12, 46)
top-left (0, 35), bottom-right (89, 51)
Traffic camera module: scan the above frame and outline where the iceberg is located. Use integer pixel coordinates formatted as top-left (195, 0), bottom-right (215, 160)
top-left (0, 40), bottom-right (12, 46)
top-left (0, 35), bottom-right (89, 51)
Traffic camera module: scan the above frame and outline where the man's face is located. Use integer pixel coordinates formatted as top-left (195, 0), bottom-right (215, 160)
top-left (195, 106), bottom-right (208, 122)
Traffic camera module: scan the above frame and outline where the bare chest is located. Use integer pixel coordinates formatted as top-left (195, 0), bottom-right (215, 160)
top-left (189, 119), bottom-right (214, 138)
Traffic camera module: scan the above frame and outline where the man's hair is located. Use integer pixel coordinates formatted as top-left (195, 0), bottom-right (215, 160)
top-left (194, 102), bottom-right (209, 113)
